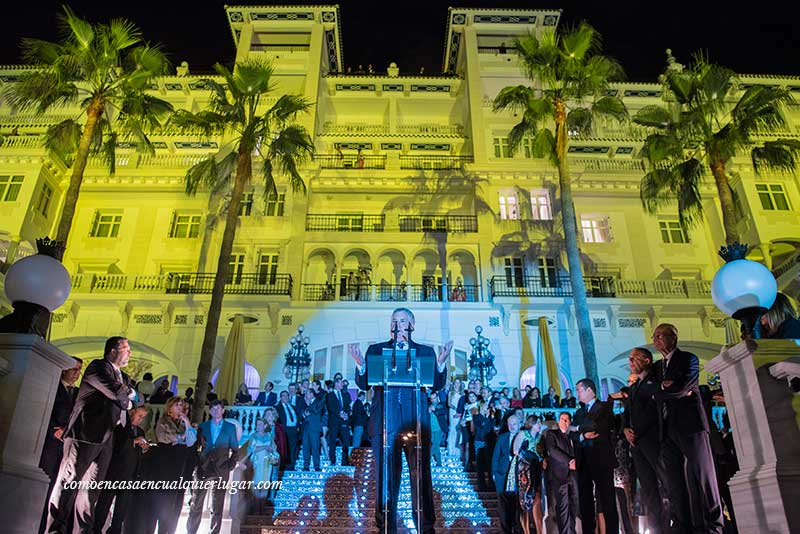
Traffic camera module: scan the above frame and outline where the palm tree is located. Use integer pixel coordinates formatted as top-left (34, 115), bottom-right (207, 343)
top-left (493, 23), bottom-right (627, 386)
top-left (171, 60), bottom-right (314, 421)
top-left (633, 52), bottom-right (800, 245)
top-left (3, 6), bottom-right (172, 247)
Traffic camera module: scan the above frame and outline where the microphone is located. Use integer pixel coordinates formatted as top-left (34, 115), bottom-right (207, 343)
top-left (406, 324), bottom-right (414, 371)
top-left (390, 321), bottom-right (400, 372)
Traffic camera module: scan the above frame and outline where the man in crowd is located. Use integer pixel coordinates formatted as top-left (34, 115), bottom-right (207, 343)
top-left (351, 390), bottom-right (369, 448)
top-left (491, 414), bottom-right (520, 534)
top-left (276, 390), bottom-right (300, 470)
top-left (350, 307), bottom-right (450, 534)
top-left (46, 337), bottom-right (136, 534)
top-left (623, 347), bottom-right (667, 533)
top-left (572, 377), bottom-right (618, 534)
top-left (301, 388), bottom-right (325, 471)
top-left (326, 377), bottom-right (352, 465)
top-left (148, 378), bottom-right (173, 404)
top-left (93, 405), bottom-right (149, 534)
top-left (38, 357), bottom-right (83, 534)
top-left (187, 399), bottom-right (239, 534)
top-left (542, 386), bottom-right (560, 408)
top-left (653, 323), bottom-right (723, 533)
top-left (560, 388), bottom-right (576, 408)
top-left (254, 381), bottom-right (277, 407)
top-left (544, 412), bottom-right (579, 534)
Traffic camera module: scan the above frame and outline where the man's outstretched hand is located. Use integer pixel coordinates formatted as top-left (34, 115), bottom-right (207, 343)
top-left (438, 340), bottom-right (453, 366)
top-left (348, 344), bottom-right (364, 368)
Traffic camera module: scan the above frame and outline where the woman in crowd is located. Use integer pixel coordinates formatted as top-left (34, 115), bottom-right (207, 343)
top-left (429, 392), bottom-right (443, 466)
top-left (512, 415), bottom-right (544, 534)
top-left (510, 387), bottom-right (524, 409)
top-left (560, 388), bottom-right (577, 408)
top-left (447, 378), bottom-right (465, 457)
top-left (246, 411), bottom-right (280, 511)
top-left (470, 401), bottom-right (495, 491)
top-left (461, 391), bottom-right (479, 471)
top-left (522, 387), bottom-right (542, 408)
top-left (235, 382), bottom-right (253, 405)
top-left (614, 410), bottom-right (638, 534)
top-left (762, 292), bottom-right (800, 338)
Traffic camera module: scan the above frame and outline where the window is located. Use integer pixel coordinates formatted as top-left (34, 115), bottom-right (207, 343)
top-left (581, 215), bottom-right (611, 243)
top-left (538, 257), bottom-right (558, 287)
top-left (265, 191), bottom-right (285, 216)
top-left (659, 220), bottom-right (689, 244)
top-left (238, 192), bottom-right (253, 216)
top-left (523, 138), bottom-right (534, 159)
top-left (504, 257), bottom-right (524, 287)
top-left (756, 183), bottom-right (790, 211)
top-left (258, 253), bottom-right (279, 285)
top-left (90, 212), bottom-right (122, 238)
top-left (227, 254), bottom-right (245, 285)
top-left (0, 175), bottom-right (24, 201)
top-left (530, 189), bottom-right (552, 220)
top-left (499, 194), bottom-right (519, 220)
top-left (35, 183), bottom-right (53, 217)
top-left (493, 137), bottom-right (510, 158)
top-left (169, 213), bottom-right (201, 238)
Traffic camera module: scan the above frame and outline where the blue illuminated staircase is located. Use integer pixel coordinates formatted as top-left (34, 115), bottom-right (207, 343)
top-left (241, 446), bottom-right (500, 533)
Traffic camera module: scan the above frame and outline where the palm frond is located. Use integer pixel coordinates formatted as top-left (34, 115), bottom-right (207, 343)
top-left (632, 105), bottom-right (672, 129)
top-left (507, 119), bottom-right (537, 155)
top-left (663, 70), bottom-right (695, 105)
top-left (61, 6), bottom-right (95, 50)
top-left (3, 71), bottom-right (78, 112)
top-left (673, 158), bottom-right (705, 228)
top-left (264, 124), bottom-right (314, 193)
top-left (561, 23), bottom-right (598, 63)
top-left (732, 86), bottom-right (792, 136)
top-left (751, 139), bottom-right (800, 174)
top-left (170, 109), bottom-right (228, 137)
top-left (232, 60), bottom-right (275, 96)
top-left (43, 119), bottom-right (82, 165)
top-left (20, 38), bottom-right (64, 65)
top-left (591, 96), bottom-right (627, 122)
top-left (106, 17), bottom-right (141, 52)
top-left (493, 85), bottom-right (534, 113)
top-left (268, 94), bottom-right (313, 123)
top-left (640, 133), bottom-right (683, 165)
top-left (531, 128), bottom-right (557, 164)
top-left (184, 154), bottom-right (234, 196)
top-left (566, 108), bottom-right (593, 136)
top-left (102, 131), bottom-right (118, 175)
top-left (640, 168), bottom-right (678, 213)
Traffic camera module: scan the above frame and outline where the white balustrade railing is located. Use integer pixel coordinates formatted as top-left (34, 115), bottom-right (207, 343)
top-left (142, 404), bottom-right (272, 439)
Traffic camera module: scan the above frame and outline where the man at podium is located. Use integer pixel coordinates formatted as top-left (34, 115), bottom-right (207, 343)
top-left (350, 307), bottom-right (452, 534)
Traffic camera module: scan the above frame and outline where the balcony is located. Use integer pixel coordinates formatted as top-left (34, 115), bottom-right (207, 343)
top-left (398, 215), bottom-right (478, 233)
top-left (165, 273), bottom-right (292, 296)
top-left (315, 154), bottom-right (386, 169)
top-left (305, 214), bottom-right (386, 232)
top-left (71, 273), bottom-right (168, 293)
top-left (489, 275), bottom-right (712, 299)
top-left (399, 155), bottom-right (472, 170)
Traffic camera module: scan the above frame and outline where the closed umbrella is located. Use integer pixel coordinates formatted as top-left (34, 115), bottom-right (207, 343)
top-left (536, 316), bottom-right (561, 396)
top-left (216, 314), bottom-right (247, 404)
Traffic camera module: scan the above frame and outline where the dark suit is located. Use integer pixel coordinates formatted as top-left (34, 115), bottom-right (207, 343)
top-left (93, 421), bottom-right (145, 534)
top-left (187, 419), bottom-right (239, 534)
top-left (543, 428), bottom-right (579, 534)
top-left (46, 358), bottom-right (131, 534)
top-left (301, 395), bottom-right (324, 469)
top-left (39, 382), bottom-right (78, 533)
top-left (625, 370), bottom-right (666, 534)
top-left (655, 349), bottom-right (723, 534)
top-left (560, 396), bottom-right (577, 408)
top-left (572, 399), bottom-right (618, 534)
top-left (351, 398), bottom-right (369, 447)
top-left (355, 339), bottom-right (445, 534)
top-left (254, 390), bottom-right (277, 407)
top-left (491, 430), bottom-right (517, 534)
top-left (326, 389), bottom-right (352, 465)
top-left (276, 402), bottom-right (300, 469)
top-left (542, 394), bottom-right (560, 409)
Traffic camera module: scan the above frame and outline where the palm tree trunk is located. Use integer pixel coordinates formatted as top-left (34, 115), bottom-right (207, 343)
top-left (709, 160), bottom-right (740, 245)
top-left (554, 100), bottom-right (599, 387)
top-left (191, 148), bottom-right (251, 422)
top-left (55, 96), bottom-right (104, 246)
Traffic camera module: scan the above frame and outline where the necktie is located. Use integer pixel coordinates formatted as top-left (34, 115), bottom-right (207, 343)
top-left (337, 390), bottom-right (342, 410)
top-left (286, 403), bottom-right (295, 426)
top-left (397, 341), bottom-right (407, 350)
top-left (661, 360), bottom-right (669, 420)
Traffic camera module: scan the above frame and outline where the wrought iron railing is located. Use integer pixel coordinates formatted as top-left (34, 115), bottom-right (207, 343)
top-left (490, 275), bottom-right (615, 298)
top-left (410, 284), bottom-right (443, 302)
top-left (447, 284), bottom-right (480, 303)
top-left (399, 155), bottom-right (472, 170)
top-left (315, 154), bottom-right (386, 169)
top-left (339, 284), bottom-right (372, 301)
top-left (302, 284), bottom-right (336, 301)
top-left (165, 273), bottom-right (292, 296)
top-left (375, 284), bottom-right (409, 302)
top-left (305, 214), bottom-right (386, 232)
top-left (398, 214), bottom-right (478, 233)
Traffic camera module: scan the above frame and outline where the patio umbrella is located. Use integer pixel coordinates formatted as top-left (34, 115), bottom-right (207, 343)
top-left (535, 316), bottom-right (561, 396)
top-left (216, 314), bottom-right (247, 404)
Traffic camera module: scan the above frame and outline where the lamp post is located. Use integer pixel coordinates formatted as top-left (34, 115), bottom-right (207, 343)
top-left (468, 325), bottom-right (496, 386)
top-left (711, 243), bottom-right (778, 339)
top-left (283, 325), bottom-right (311, 384)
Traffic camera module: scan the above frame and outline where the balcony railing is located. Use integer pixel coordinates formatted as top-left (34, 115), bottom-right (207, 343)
top-left (398, 215), bottom-right (478, 233)
top-left (165, 273), bottom-right (292, 296)
top-left (399, 155), bottom-right (472, 170)
top-left (302, 284), bottom-right (336, 301)
top-left (71, 273), bottom-right (169, 293)
top-left (315, 154), bottom-right (386, 169)
top-left (306, 214), bottom-right (386, 232)
top-left (340, 285), bottom-right (372, 301)
top-left (489, 275), bottom-right (711, 299)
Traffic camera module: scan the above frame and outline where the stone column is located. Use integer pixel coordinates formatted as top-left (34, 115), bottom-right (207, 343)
top-left (0, 334), bottom-right (75, 534)
top-left (706, 339), bottom-right (800, 534)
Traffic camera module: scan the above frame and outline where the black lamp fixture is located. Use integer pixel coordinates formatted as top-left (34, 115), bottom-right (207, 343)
top-left (468, 325), bottom-right (496, 386)
top-left (283, 324), bottom-right (311, 383)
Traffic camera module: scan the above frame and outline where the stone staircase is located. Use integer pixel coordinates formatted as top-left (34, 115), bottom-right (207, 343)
top-left (241, 446), bottom-right (500, 534)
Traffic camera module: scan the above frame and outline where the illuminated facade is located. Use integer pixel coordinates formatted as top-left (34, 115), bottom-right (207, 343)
top-left (1, 6), bottom-right (798, 396)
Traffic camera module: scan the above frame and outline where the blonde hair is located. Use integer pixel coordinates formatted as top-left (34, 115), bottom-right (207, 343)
top-left (164, 396), bottom-right (184, 417)
top-left (763, 293), bottom-right (798, 333)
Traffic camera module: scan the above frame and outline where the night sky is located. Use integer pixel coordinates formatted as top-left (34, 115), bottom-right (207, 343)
top-left (1, 1), bottom-right (798, 82)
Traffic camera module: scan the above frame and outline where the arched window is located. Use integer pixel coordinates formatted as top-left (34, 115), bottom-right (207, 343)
top-left (519, 365), bottom-right (571, 392)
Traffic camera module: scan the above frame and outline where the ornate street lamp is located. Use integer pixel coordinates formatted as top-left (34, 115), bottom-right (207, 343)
top-left (468, 325), bottom-right (496, 386)
top-left (711, 243), bottom-right (778, 339)
top-left (283, 325), bottom-right (312, 383)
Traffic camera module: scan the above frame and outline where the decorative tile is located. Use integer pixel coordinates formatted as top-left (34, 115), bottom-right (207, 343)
top-left (174, 314), bottom-right (188, 325)
top-left (164, 83), bottom-right (184, 91)
top-left (251, 12), bottom-right (314, 21)
top-left (568, 146), bottom-right (610, 154)
top-left (325, 29), bottom-right (338, 72)
top-left (335, 142), bottom-right (372, 150)
top-left (410, 85), bottom-right (450, 93)
top-left (474, 15), bottom-right (537, 24)
top-left (446, 31), bottom-right (462, 73)
top-left (188, 81), bottom-right (209, 90)
top-left (623, 89), bottom-right (662, 98)
top-left (593, 317), bottom-right (607, 328)
top-left (134, 314), bottom-right (162, 325)
top-left (380, 143), bottom-right (402, 150)
top-left (382, 84), bottom-right (404, 92)
top-left (321, 11), bottom-right (336, 23)
top-left (228, 11), bottom-right (243, 23)
top-left (410, 143), bottom-right (451, 150)
top-left (710, 318), bottom-right (727, 328)
top-left (52, 313), bottom-right (67, 323)
top-left (281, 315), bottom-right (293, 326)
top-left (615, 146), bottom-right (635, 154)
top-left (335, 84), bottom-right (376, 92)
top-left (605, 89), bottom-right (619, 97)
top-left (543, 15), bottom-right (558, 26)
top-left (488, 316), bottom-right (500, 327)
top-left (174, 141), bottom-right (218, 149)
top-left (451, 13), bottom-right (467, 25)
top-left (618, 318), bottom-right (646, 328)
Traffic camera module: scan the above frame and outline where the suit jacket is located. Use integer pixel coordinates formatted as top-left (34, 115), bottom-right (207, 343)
top-left (355, 339), bottom-right (446, 438)
top-left (105, 421), bottom-right (145, 482)
top-left (624, 370), bottom-right (660, 443)
top-left (196, 419), bottom-right (238, 479)
top-left (571, 399), bottom-right (616, 467)
top-left (39, 382), bottom-right (79, 477)
top-left (560, 396), bottom-right (577, 408)
top-left (295, 394), bottom-right (309, 419)
top-left (276, 402), bottom-right (300, 429)
top-left (254, 391), bottom-right (277, 407)
top-left (352, 398), bottom-right (369, 427)
top-left (544, 428), bottom-right (577, 482)
top-left (65, 358), bottom-right (131, 444)
top-left (491, 430), bottom-right (515, 492)
top-left (542, 394), bottom-right (560, 409)
top-left (326, 389), bottom-right (352, 427)
top-left (654, 348), bottom-right (709, 435)
top-left (301, 395), bottom-right (325, 435)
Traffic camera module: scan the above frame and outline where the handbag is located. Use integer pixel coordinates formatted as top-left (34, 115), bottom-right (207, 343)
top-left (267, 451), bottom-right (281, 466)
